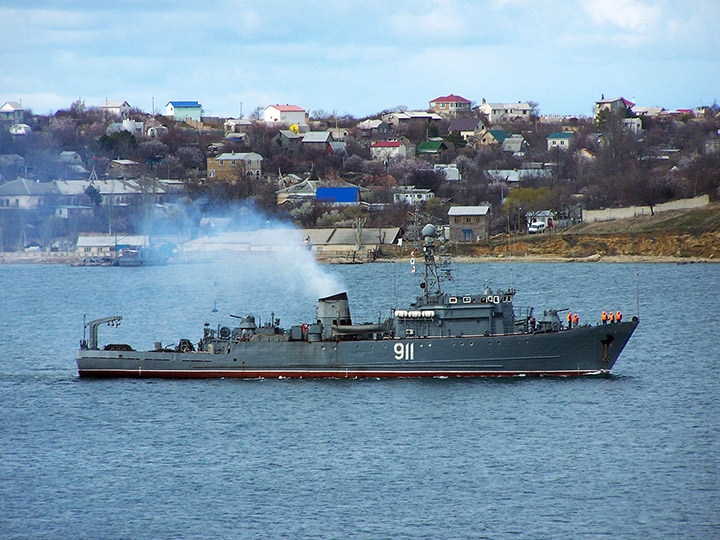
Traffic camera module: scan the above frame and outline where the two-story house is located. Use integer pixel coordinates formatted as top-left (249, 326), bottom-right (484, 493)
top-left (0, 101), bottom-right (24, 125)
top-left (547, 132), bottom-right (574, 151)
top-left (207, 152), bottom-right (263, 181)
top-left (264, 104), bottom-right (307, 126)
top-left (477, 99), bottom-right (532, 123)
top-left (594, 96), bottom-right (634, 117)
top-left (448, 205), bottom-right (491, 242)
top-left (166, 101), bottom-right (203, 122)
top-left (429, 94), bottom-right (472, 117)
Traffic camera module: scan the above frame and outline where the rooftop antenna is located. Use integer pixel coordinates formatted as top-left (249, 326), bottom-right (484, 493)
top-left (212, 281), bottom-right (218, 312)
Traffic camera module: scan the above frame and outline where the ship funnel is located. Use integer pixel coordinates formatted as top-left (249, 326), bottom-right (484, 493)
top-left (317, 292), bottom-right (352, 340)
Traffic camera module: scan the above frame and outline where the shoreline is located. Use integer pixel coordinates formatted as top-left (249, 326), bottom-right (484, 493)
top-left (1, 251), bottom-right (716, 265)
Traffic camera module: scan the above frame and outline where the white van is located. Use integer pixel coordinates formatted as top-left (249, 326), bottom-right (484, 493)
top-left (528, 222), bottom-right (547, 234)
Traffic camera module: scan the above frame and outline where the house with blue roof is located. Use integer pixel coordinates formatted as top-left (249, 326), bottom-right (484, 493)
top-left (165, 101), bottom-right (202, 122)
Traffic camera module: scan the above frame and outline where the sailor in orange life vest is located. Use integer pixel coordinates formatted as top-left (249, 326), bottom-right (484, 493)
top-left (602, 311), bottom-right (608, 324)
top-left (609, 311), bottom-right (616, 323)
top-left (573, 313), bottom-right (579, 326)
top-left (567, 312), bottom-right (573, 329)
top-left (616, 311), bottom-right (622, 322)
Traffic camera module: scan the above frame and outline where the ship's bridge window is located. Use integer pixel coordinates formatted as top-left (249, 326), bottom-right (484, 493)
top-left (463, 296), bottom-right (472, 303)
top-left (449, 297), bottom-right (458, 304)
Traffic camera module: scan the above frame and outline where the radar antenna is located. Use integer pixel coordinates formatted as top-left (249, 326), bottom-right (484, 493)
top-left (421, 224), bottom-right (442, 300)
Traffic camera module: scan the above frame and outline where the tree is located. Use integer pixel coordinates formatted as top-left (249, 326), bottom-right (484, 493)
top-left (85, 184), bottom-right (103, 206)
top-left (99, 131), bottom-right (137, 158)
top-left (504, 186), bottom-right (554, 228)
top-left (249, 106), bottom-right (264, 121)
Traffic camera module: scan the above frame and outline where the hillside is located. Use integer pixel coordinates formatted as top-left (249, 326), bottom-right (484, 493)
top-left (383, 204), bottom-right (720, 262)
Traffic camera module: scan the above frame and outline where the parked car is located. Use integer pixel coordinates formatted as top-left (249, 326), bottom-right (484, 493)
top-left (528, 222), bottom-right (547, 234)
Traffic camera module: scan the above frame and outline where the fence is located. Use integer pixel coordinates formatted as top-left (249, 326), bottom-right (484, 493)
top-left (582, 195), bottom-right (710, 223)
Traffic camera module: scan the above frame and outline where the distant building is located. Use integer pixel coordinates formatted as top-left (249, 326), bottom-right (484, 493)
top-left (501, 134), bottom-right (528, 155)
top-left (272, 130), bottom-right (304, 154)
top-left (381, 111), bottom-right (442, 130)
top-left (477, 99), bottom-right (532, 123)
top-left (429, 94), bottom-right (472, 117)
top-left (356, 119), bottom-right (389, 137)
top-left (448, 205), bottom-right (491, 241)
top-left (264, 104), bottom-right (307, 126)
top-left (301, 131), bottom-right (334, 153)
top-left (416, 140), bottom-right (448, 161)
top-left (393, 185), bottom-right (435, 205)
top-left (448, 117), bottom-right (486, 142)
top-left (98, 100), bottom-right (131, 118)
top-left (370, 141), bottom-right (408, 161)
top-left (166, 101), bottom-right (202, 122)
top-left (475, 128), bottom-right (509, 147)
top-left (107, 159), bottom-right (140, 179)
top-left (207, 152), bottom-right (263, 180)
top-left (594, 96), bottom-right (634, 117)
top-left (276, 178), bottom-right (365, 206)
top-left (0, 101), bottom-right (24, 125)
top-left (547, 132), bottom-right (574, 151)
top-left (434, 163), bottom-right (461, 181)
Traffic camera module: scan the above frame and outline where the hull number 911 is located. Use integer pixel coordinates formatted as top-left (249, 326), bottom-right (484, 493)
top-left (394, 342), bottom-right (415, 360)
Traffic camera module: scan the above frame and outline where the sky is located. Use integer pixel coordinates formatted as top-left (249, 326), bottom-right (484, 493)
top-left (2, 0), bottom-right (719, 119)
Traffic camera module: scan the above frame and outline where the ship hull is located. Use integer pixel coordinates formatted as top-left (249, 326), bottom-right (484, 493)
top-left (77, 320), bottom-right (637, 379)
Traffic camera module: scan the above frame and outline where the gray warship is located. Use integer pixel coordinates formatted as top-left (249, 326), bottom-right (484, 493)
top-left (77, 224), bottom-right (638, 378)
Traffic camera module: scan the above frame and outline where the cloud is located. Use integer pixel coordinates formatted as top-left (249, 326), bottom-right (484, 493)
top-left (581, 0), bottom-right (662, 32)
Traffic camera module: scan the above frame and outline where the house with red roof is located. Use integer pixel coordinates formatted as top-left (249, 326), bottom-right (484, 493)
top-left (429, 94), bottom-right (472, 117)
top-left (370, 140), bottom-right (408, 160)
top-left (264, 104), bottom-right (308, 126)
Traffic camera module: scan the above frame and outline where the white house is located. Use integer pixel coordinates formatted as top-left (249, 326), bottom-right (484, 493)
top-left (0, 101), bottom-right (24, 124)
top-left (477, 99), bottom-right (532, 123)
top-left (393, 185), bottom-right (435, 205)
top-left (166, 101), bottom-right (202, 122)
top-left (434, 163), bottom-right (461, 181)
top-left (263, 104), bottom-right (307, 126)
top-left (98, 100), bottom-right (131, 118)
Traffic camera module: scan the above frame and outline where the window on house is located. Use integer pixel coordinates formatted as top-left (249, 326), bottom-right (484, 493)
top-left (218, 161), bottom-right (223, 166)
top-left (209, 170), bottom-right (215, 178)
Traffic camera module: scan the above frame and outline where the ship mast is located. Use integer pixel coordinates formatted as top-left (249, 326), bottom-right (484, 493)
top-left (421, 224), bottom-right (442, 301)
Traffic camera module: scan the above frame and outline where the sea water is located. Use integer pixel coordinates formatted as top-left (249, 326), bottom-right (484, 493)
top-left (0, 261), bottom-right (718, 539)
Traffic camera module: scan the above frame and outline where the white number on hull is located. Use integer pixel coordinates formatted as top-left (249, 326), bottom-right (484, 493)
top-left (394, 342), bottom-right (415, 361)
